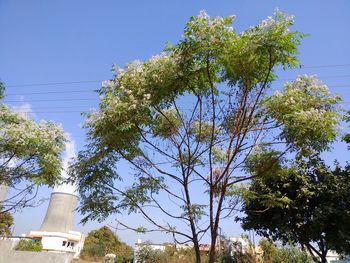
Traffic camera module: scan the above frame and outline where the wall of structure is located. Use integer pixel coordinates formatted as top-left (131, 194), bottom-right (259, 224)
top-left (0, 240), bottom-right (73, 263)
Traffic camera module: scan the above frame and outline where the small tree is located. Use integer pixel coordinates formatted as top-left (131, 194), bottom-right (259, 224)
top-left (80, 226), bottom-right (133, 262)
top-left (0, 82), bottom-right (66, 212)
top-left (71, 10), bottom-right (341, 263)
top-left (238, 157), bottom-right (350, 262)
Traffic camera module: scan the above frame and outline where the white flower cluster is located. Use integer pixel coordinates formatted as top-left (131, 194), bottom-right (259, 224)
top-left (245, 9), bottom-right (294, 35)
top-left (187, 10), bottom-right (235, 43)
top-left (0, 105), bottom-right (66, 180)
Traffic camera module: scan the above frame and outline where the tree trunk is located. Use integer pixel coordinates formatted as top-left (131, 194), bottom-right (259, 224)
top-left (193, 239), bottom-right (201, 263)
top-left (320, 250), bottom-right (328, 263)
top-left (208, 229), bottom-right (218, 263)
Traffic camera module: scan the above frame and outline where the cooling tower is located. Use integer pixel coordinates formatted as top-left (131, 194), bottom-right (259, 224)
top-left (39, 183), bottom-right (78, 233)
top-left (0, 184), bottom-right (8, 205)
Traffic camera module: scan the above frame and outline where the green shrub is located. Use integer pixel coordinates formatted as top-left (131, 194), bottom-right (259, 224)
top-left (15, 239), bottom-right (42, 252)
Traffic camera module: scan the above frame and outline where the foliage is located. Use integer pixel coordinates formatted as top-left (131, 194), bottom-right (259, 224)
top-left (80, 226), bottom-right (133, 262)
top-left (344, 110), bottom-right (350, 147)
top-left (0, 210), bottom-right (13, 236)
top-left (136, 244), bottom-right (167, 263)
top-left (136, 243), bottom-right (203, 263)
top-left (264, 75), bottom-right (341, 156)
top-left (259, 239), bottom-right (314, 263)
top-left (71, 9), bottom-right (341, 263)
top-left (238, 156), bottom-right (350, 262)
top-left (15, 239), bottom-right (42, 252)
top-left (0, 81), bottom-right (66, 212)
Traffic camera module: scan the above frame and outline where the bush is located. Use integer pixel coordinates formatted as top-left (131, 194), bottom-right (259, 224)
top-left (15, 239), bottom-right (42, 252)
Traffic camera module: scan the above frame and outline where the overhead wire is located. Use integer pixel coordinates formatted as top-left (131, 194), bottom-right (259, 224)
top-left (2, 63), bottom-right (349, 113)
top-left (4, 83), bottom-right (350, 102)
top-left (3, 63), bottom-right (350, 89)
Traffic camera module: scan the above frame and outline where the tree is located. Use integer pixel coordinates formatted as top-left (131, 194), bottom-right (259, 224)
top-left (80, 226), bottom-right (133, 262)
top-left (71, 10), bottom-right (341, 263)
top-left (0, 82), bottom-right (66, 212)
top-left (0, 210), bottom-right (13, 236)
top-left (238, 157), bottom-right (350, 262)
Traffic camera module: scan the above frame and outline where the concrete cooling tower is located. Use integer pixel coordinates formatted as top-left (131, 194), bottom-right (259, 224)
top-left (39, 184), bottom-right (78, 233)
top-left (29, 183), bottom-right (85, 259)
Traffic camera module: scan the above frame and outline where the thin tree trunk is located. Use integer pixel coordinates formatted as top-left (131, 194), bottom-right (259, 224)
top-left (208, 231), bottom-right (218, 263)
top-left (193, 239), bottom-right (201, 263)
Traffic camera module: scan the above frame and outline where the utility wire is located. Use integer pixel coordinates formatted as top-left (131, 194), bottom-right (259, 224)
top-left (5, 98), bottom-right (98, 103)
top-left (5, 78), bottom-right (350, 97)
top-left (300, 63), bottom-right (350, 69)
top-left (6, 80), bottom-right (106, 88)
top-left (4, 63), bottom-right (350, 88)
top-left (4, 83), bottom-right (350, 101)
top-left (6, 90), bottom-right (96, 96)
top-left (11, 101), bottom-right (350, 115)
top-left (7, 105), bottom-right (94, 110)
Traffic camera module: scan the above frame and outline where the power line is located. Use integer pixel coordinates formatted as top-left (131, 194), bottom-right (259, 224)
top-left (16, 110), bottom-right (86, 114)
top-left (277, 75), bottom-right (350, 82)
top-left (8, 105), bottom-right (94, 110)
top-left (5, 77), bottom-right (350, 97)
top-left (6, 90), bottom-right (96, 96)
top-left (10, 101), bottom-right (350, 115)
top-left (5, 98), bottom-right (98, 103)
top-left (300, 63), bottom-right (350, 69)
top-left (6, 80), bottom-right (105, 88)
top-left (4, 84), bottom-right (350, 101)
top-left (3, 63), bottom-right (350, 88)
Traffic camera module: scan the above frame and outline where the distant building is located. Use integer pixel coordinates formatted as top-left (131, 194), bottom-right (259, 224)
top-left (228, 236), bottom-right (251, 255)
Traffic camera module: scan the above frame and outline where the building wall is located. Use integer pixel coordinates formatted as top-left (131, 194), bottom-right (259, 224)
top-left (0, 240), bottom-right (73, 263)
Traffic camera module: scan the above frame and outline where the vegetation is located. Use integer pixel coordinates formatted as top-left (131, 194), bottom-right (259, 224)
top-left (80, 226), bottom-right (133, 262)
top-left (15, 239), bottom-right (42, 252)
top-left (136, 244), bottom-right (167, 263)
top-left (136, 243), bottom-right (205, 263)
top-left (135, 238), bottom-right (314, 263)
top-left (71, 9), bottom-right (342, 263)
top-left (0, 210), bottom-right (13, 236)
top-left (259, 239), bottom-right (314, 263)
top-left (238, 156), bottom-right (350, 262)
top-left (0, 82), bottom-right (66, 212)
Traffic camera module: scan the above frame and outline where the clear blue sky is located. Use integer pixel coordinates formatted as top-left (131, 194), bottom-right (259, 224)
top-left (0, 0), bottom-right (349, 246)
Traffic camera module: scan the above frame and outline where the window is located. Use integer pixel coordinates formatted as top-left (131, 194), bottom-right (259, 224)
top-left (62, 241), bottom-right (66, 247)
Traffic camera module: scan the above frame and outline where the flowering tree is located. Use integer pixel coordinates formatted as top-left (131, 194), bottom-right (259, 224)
top-left (71, 11), bottom-right (341, 263)
top-left (0, 83), bottom-right (66, 213)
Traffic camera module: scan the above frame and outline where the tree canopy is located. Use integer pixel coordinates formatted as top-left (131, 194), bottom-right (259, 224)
top-left (0, 82), bottom-right (66, 212)
top-left (71, 10), bottom-right (341, 263)
top-left (0, 211), bottom-right (13, 236)
top-left (238, 157), bottom-right (350, 262)
top-left (80, 226), bottom-right (133, 262)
